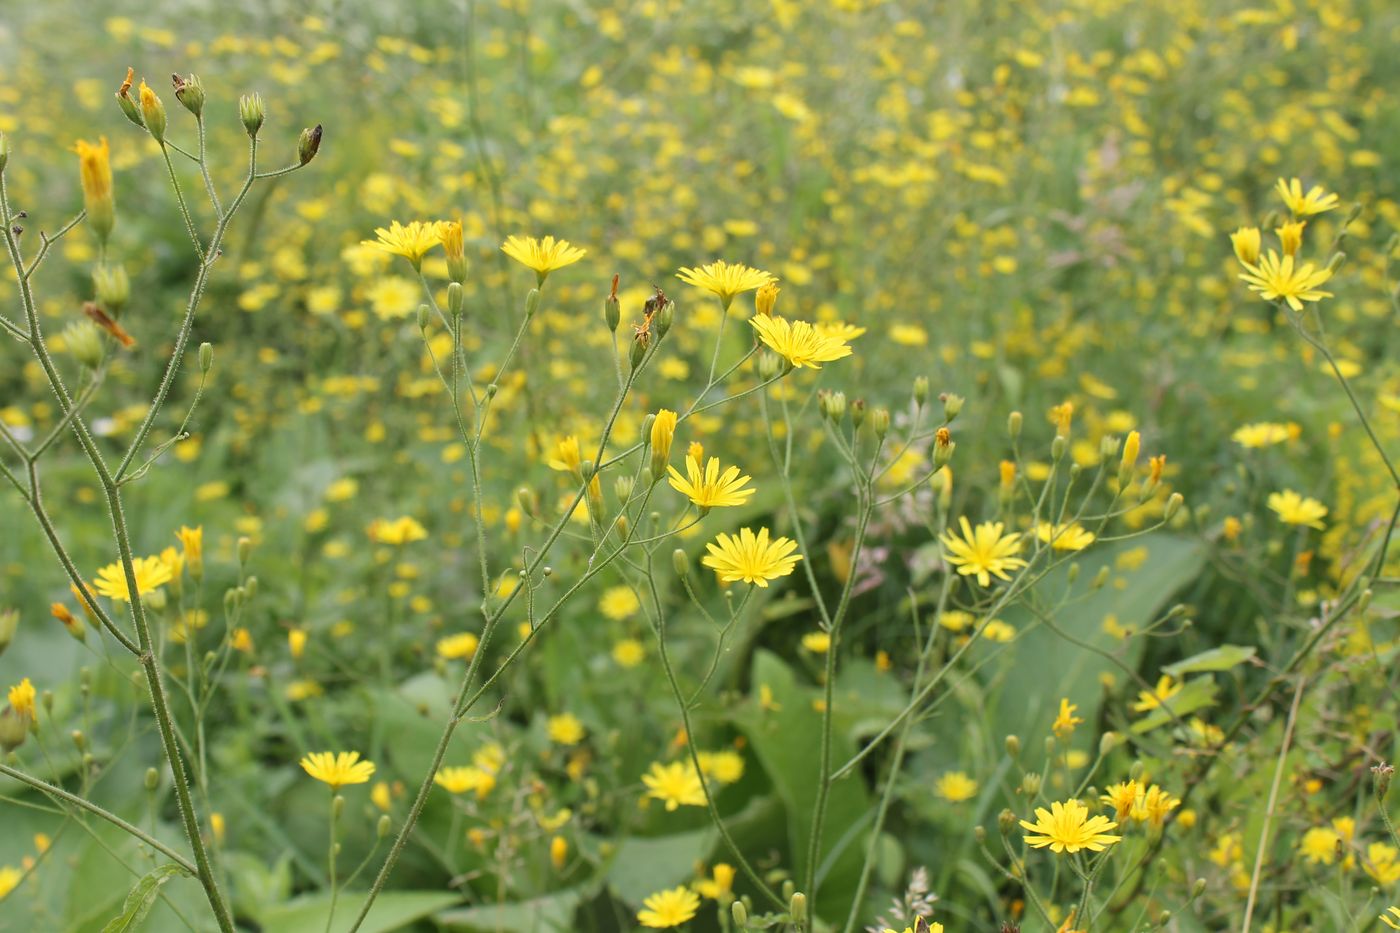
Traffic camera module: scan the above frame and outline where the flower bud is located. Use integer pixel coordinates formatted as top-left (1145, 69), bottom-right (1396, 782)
top-left (942, 393), bottom-right (964, 423)
top-left (656, 300), bottom-right (674, 339)
top-left (0, 707), bottom-right (27, 752)
top-left (0, 608), bottom-right (15, 656)
top-left (332, 794), bottom-right (345, 821)
top-left (997, 808), bottom-right (1017, 835)
top-left (758, 351), bottom-right (783, 381)
top-left (298, 124), bottom-right (323, 166)
top-left (94, 263), bottom-right (130, 316)
top-left (1119, 430), bottom-right (1140, 485)
top-left (1051, 435), bottom-right (1067, 461)
top-left (1005, 734), bottom-right (1021, 758)
top-left (872, 407), bottom-right (890, 440)
top-left (1091, 566), bottom-right (1110, 590)
top-left (525, 288), bottom-right (541, 318)
top-left (172, 73), bottom-right (205, 118)
top-left (517, 486), bottom-right (537, 516)
top-left (788, 892), bottom-right (806, 925)
top-left (1099, 434), bottom-right (1120, 462)
top-left (672, 548), bottom-right (689, 578)
top-left (1373, 762), bottom-right (1394, 801)
top-left (0, 133), bottom-right (8, 175)
top-left (1165, 492), bottom-right (1184, 522)
top-left (932, 427), bottom-right (955, 469)
top-left (239, 93), bottom-right (265, 138)
top-left (377, 814), bottom-right (392, 838)
top-left (913, 375), bottom-right (929, 408)
top-left (1008, 410), bottom-right (1022, 439)
top-left (71, 729), bottom-right (86, 751)
top-left (731, 900), bottom-right (749, 928)
top-left (237, 536), bottom-right (253, 566)
top-left (650, 409), bottom-right (676, 480)
top-left (144, 767), bottom-right (160, 791)
top-left (138, 80), bottom-right (167, 143)
top-left (1067, 563), bottom-right (1080, 584)
top-left (447, 282), bottom-right (464, 319)
top-left (1129, 759), bottom-right (1145, 781)
top-left (115, 68), bottom-right (143, 127)
top-left (51, 603), bottom-right (85, 642)
top-left (64, 321), bottom-right (105, 371)
top-left (1020, 772), bottom-right (1041, 796)
top-left (629, 335), bottom-right (647, 370)
top-left (199, 341), bottom-right (213, 373)
top-left (754, 282), bottom-right (780, 316)
top-left (613, 475), bottom-right (633, 503)
top-left (1099, 731), bottom-right (1119, 755)
top-left (1230, 226), bottom-right (1261, 265)
top-left (851, 399), bottom-right (866, 430)
top-left (1327, 251), bottom-right (1346, 275)
top-left (417, 304), bottom-right (431, 331)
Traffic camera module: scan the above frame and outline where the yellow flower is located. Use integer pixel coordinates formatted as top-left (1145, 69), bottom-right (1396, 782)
top-left (637, 886), bottom-right (701, 928)
top-left (1131, 784), bottom-right (1180, 827)
top-left (694, 863), bottom-right (736, 900)
top-left (501, 235), bottom-right (586, 282)
top-left (1300, 826), bottom-right (1341, 865)
top-left (754, 282), bottom-right (781, 315)
top-left (1132, 675), bottom-right (1182, 713)
top-left (1275, 177), bottom-right (1339, 216)
top-left (363, 220), bottom-right (445, 269)
top-left (612, 638), bottom-right (645, 667)
top-left (1267, 489), bottom-right (1327, 530)
top-left (437, 632), bottom-right (480, 660)
top-left (74, 137), bottom-right (115, 242)
top-left (941, 517), bottom-right (1027, 587)
top-left (650, 409), bottom-right (678, 476)
top-left (641, 760), bottom-right (706, 810)
top-left (1237, 250), bottom-right (1333, 311)
top-left (814, 321), bottom-right (867, 341)
top-left (1232, 422), bottom-right (1293, 448)
top-left (0, 865), bottom-right (22, 901)
top-left (7, 678), bottom-right (35, 718)
top-left (368, 516), bottom-right (429, 544)
top-left (1367, 843), bottom-right (1400, 885)
top-left (935, 771), bottom-right (978, 802)
top-left (1020, 799), bottom-right (1122, 854)
top-left (883, 923), bottom-right (944, 933)
top-left (1036, 522), bottom-right (1095, 551)
top-left (1381, 906), bottom-right (1400, 930)
top-left (300, 751), bottom-right (376, 790)
top-left (749, 315), bottom-right (854, 370)
top-left (1229, 226), bottom-right (1260, 265)
top-left (434, 765), bottom-right (496, 798)
top-left (696, 750), bottom-right (745, 784)
top-left (1051, 698), bottom-right (1083, 738)
top-left (547, 436), bottom-right (584, 475)
top-left (547, 713), bottom-right (586, 746)
top-left (667, 453), bottom-right (756, 509)
top-left (801, 631), bottom-right (831, 653)
top-left (550, 835), bottom-right (568, 869)
top-left (1275, 220), bottom-right (1306, 256)
top-left (93, 555), bottom-right (173, 602)
top-left (675, 260), bottom-right (774, 306)
top-left (702, 527), bottom-right (803, 587)
top-left (371, 782), bottom-right (393, 812)
top-left (176, 524), bottom-right (203, 562)
top-left (288, 628), bottom-right (308, 660)
top-left (978, 619), bottom-right (1016, 642)
top-left (599, 586), bottom-right (640, 620)
top-left (1100, 780), bottom-right (1142, 821)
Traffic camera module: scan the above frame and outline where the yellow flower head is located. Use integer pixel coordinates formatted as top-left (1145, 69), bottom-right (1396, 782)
top-left (1237, 250), bottom-right (1333, 311)
top-left (437, 632), bottom-right (480, 660)
top-left (73, 137), bottom-right (114, 223)
top-left (1275, 220), bottom-right (1306, 257)
top-left (501, 235), bottom-right (586, 282)
top-left (1231, 422), bottom-right (1292, 448)
top-left (547, 712), bottom-right (586, 746)
top-left (702, 527), bottom-right (803, 587)
top-left (941, 517), bottom-right (1027, 587)
top-left (1132, 675), bottom-right (1182, 713)
top-left (1267, 489), bottom-right (1327, 530)
top-left (637, 886), bottom-right (701, 928)
top-left (1131, 784), bottom-right (1180, 827)
top-left (1299, 826), bottom-right (1341, 865)
top-left (1052, 697), bottom-right (1083, 738)
top-left (641, 760), bottom-right (706, 810)
top-left (300, 751), bottom-right (376, 790)
top-left (1275, 177), bottom-right (1339, 217)
top-left (749, 315), bottom-right (854, 370)
top-left (547, 435), bottom-right (584, 476)
top-left (1229, 226), bottom-right (1260, 265)
top-left (1037, 522), bottom-right (1096, 552)
top-left (650, 409), bottom-right (678, 474)
top-left (667, 453), bottom-right (756, 509)
top-left (1019, 798), bottom-right (1122, 853)
top-left (676, 260), bottom-right (774, 307)
top-left (695, 862), bottom-right (736, 900)
top-left (1100, 780), bottom-right (1142, 821)
top-left (93, 555), bottom-right (173, 603)
top-left (368, 516), bottom-right (429, 545)
top-left (363, 220), bottom-right (445, 269)
top-left (434, 765), bottom-right (496, 798)
top-left (1381, 906), bottom-right (1400, 930)
top-left (754, 282), bottom-right (781, 316)
top-left (7, 678), bottom-right (35, 718)
top-left (176, 525), bottom-right (203, 562)
top-left (696, 749), bottom-right (745, 784)
top-left (935, 770), bottom-right (978, 802)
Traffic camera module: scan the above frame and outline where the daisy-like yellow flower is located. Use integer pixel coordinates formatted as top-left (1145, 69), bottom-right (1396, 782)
top-left (368, 516), bottom-right (429, 544)
top-left (363, 220), bottom-right (445, 269)
top-left (1267, 489), bottom-right (1328, 530)
top-left (1100, 780), bottom-right (1142, 821)
top-left (436, 632), bottom-right (480, 660)
top-left (1381, 906), bottom-right (1400, 930)
top-left (1275, 177), bottom-right (1339, 217)
top-left (675, 260), bottom-right (774, 307)
top-left (547, 435), bottom-right (584, 476)
top-left (1131, 784), bottom-right (1180, 827)
top-left (941, 517), bottom-right (1027, 587)
top-left (300, 751), bottom-right (376, 790)
top-left (1275, 220), bottom-right (1306, 256)
top-left (1132, 675), bottom-right (1183, 713)
top-left (749, 315), bottom-right (854, 370)
top-left (1051, 697), bottom-right (1083, 738)
top-left (667, 453), bottom-right (756, 509)
top-left (641, 760), bottom-right (706, 811)
top-left (815, 321), bottom-right (867, 341)
top-left (547, 712), bottom-right (586, 746)
top-left (1299, 826), bottom-right (1341, 865)
top-left (695, 750), bottom-right (745, 784)
top-left (1231, 422), bottom-right (1293, 448)
top-left (702, 527), bottom-right (803, 587)
top-left (0, 865), bottom-right (22, 901)
top-left (801, 631), bottom-right (832, 653)
top-left (501, 235), bottom-right (586, 283)
top-left (883, 921), bottom-right (944, 933)
top-left (434, 765), bottom-right (496, 798)
top-left (935, 771), bottom-right (978, 802)
top-left (754, 282), bottom-right (780, 315)
top-left (7, 678), bottom-right (35, 718)
top-left (1020, 799), bottom-right (1122, 854)
top-left (694, 863), bottom-right (736, 900)
top-left (93, 555), bottom-right (173, 603)
top-left (637, 886), bottom-right (701, 928)
top-left (1036, 522), bottom-right (1096, 551)
top-left (74, 137), bottom-right (115, 242)
top-left (1237, 250), bottom-right (1333, 311)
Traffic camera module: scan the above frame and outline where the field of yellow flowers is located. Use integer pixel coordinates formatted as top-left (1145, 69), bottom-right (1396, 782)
top-left (1, 1), bottom-right (1399, 931)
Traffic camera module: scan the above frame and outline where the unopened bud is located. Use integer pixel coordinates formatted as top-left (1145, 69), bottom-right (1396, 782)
top-left (0, 133), bottom-right (8, 174)
top-left (1091, 566), bottom-right (1109, 590)
top-left (1099, 731), bottom-right (1119, 755)
top-left (604, 279), bottom-right (620, 332)
top-left (1005, 735), bottom-right (1021, 757)
top-left (942, 393), bottom-right (964, 423)
top-left (672, 549), bottom-right (689, 578)
top-left (1100, 434), bottom-right (1120, 461)
top-left (1008, 410), bottom-right (1022, 439)
top-left (378, 815), bottom-right (392, 838)
top-left (656, 300), bottom-right (673, 338)
top-left (851, 399), bottom-right (866, 430)
top-left (758, 351), bottom-right (783, 381)
top-left (1051, 435), bottom-right (1067, 461)
top-left (172, 73), bottom-right (205, 118)
top-left (1192, 878), bottom-right (1207, 898)
top-left (932, 427), bottom-right (955, 469)
top-left (145, 767), bottom-right (160, 791)
top-left (1327, 251), bottom-right (1346, 275)
top-left (1129, 760), bottom-right (1145, 781)
top-left (237, 536), bottom-right (253, 566)
top-left (826, 391), bottom-right (847, 422)
top-left (71, 729), bottom-right (86, 751)
top-left (94, 263), bottom-right (130, 315)
top-left (243, 576), bottom-right (259, 600)
top-left (417, 304), bottom-right (431, 330)
top-left (332, 795), bottom-right (345, 821)
top-left (198, 341), bottom-right (213, 373)
top-left (0, 608), bottom-right (16, 657)
top-left (1020, 772), bottom-right (1042, 796)
top-left (998, 808), bottom-right (1017, 835)
top-left (447, 282), bottom-right (463, 319)
top-left (913, 375), bottom-right (929, 408)
top-left (0, 709), bottom-right (27, 752)
top-left (1165, 492), bottom-right (1184, 521)
top-left (629, 335), bottom-right (647, 370)
top-left (516, 487), bottom-right (537, 516)
top-left (138, 80), bottom-right (167, 143)
top-left (1067, 563), bottom-right (1080, 584)
top-left (239, 93), bottom-right (265, 138)
top-left (731, 900), bottom-right (749, 928)
top-left (872, 407), bottom-right (890, 440)
top-left (788, 892), bottom-right (806, 924)
top-left (298, 124), bottom-right (323, 166)
top-left (525, 288), bottom-right (541, 318)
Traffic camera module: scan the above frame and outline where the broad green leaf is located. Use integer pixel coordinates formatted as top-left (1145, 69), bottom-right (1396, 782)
top-left (1163, 644), bottom-right (1256, 677)
top-left (100, 862), bottom-right (189, 933)
top-left (259, 890), bottom-right (461, 933)
top-left (606, 826), bottom-right (713, 904)
top-left (437, 887), bottom-right (591, 932)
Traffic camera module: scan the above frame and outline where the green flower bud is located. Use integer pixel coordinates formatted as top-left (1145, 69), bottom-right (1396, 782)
top-left (199, 341), bottom-right (213, 373)
top-left (138, 80), bottom-right (167, 143)
top-left (239, 93), bottom-right (265, 138)
top-left (378, 814), bottom-right (392, 838)
top-left (850, 399), bottom-right (866, 429)
top-left (447, 282), bottom-right (464, 319)
top-left (417, 304), bottom-right (431, 331)
top-left (237, 536), bottom-right (253, 566)
top-left (1005, 734), bottom-right (1021, 757)
top-left (788, 892), bottom-right (806, 925)
top-left (913, 375), bottom-right (929, 408)
top-left (64, 321), bottom-right (104, 370)
top-left (172, 73), bottom-right (205, 118)
top-left (672, 548), bottom-right (689, 578)
top-left (93, 263), bottom-right (130, 316)
top-left (1051, 435), bottom-right (1067, 461)
top-left (0, 709), bottom-right (28, 752)
top-left (997, 808), bottom-right (1017, 835)
top-left (941, 392), bottom-right (964, 422)
top-left (1008, 410), bottom-right (1022, 439)
top-left (298, 124), bottom-right (323, 166)
top-left (145, 767), bottom-right (160, 791)
top-left (525, 288), bottom-right (541, 318)
top-left (0, 133), bottom-right (9, 175)
top-left (656, 300), bottom-right (673, 338)
top-left (872, 407), bottom-right (890, 440)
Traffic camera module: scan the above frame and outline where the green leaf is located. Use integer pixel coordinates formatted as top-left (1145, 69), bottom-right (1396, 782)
top-left (437, 887), bottom-right (591, 931)
top-left (606, 826), bottom-right (713, 904)
top-left (258, 890), bottom-right (461, 933)
top-left (100, 862), bottom-right (189, 933)
top-left (1163, 644), bottom-right (1256, 677)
